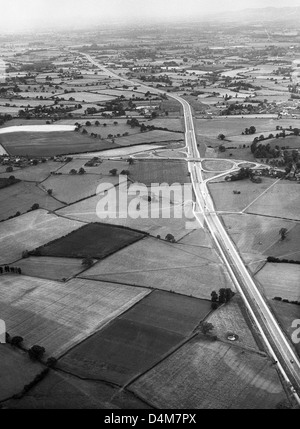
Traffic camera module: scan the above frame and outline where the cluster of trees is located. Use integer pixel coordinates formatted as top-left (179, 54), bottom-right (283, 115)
top-left (139, 74), bottom-right (172, 86)
top-left (6, 333), bottom-right (56, 366)
top-left (211, 288), bottom-right (235, 309)
top-left (0, 113), bottom-right (12, 126)
top-left (109, 168), bottom-right (130, 176)
top-left (251, 141), bottom-right (281, 159)
top-left (267, 256), bottom-right (300, 265)
top-left (273, 297), bottom-right (300, 306)
top-left (0, 266), bottom-right (22, 275)
top-left (242, 126), bottom-right (256, 135)
top-left (85, 157), bottom-right (102, 167)
top-left (82, 257), bottom-right (94, 268)
top-left (225, 167), bottom-right (253, 182)
top-left (69, 168), bottom-right (86, 175)
top-left (0, 176), bottom-right (20, 190)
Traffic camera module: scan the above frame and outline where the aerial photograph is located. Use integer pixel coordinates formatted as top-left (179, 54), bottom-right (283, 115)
top-left (0, 0), bottom-right (300, 412)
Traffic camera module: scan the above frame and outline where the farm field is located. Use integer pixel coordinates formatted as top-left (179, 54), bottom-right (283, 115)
top-left (0, 98), bottom-right (54, 107)
top-left (140, 118), bottom-right (184, 132)
top-left (121, 291), bottom-right (211, 336)
top-left (57, 118), bottom-right (143, 139)
top-left (208, 178), bottom-right (276, 213)
top-left (177, 228), bottom-right (213, 249)
top-left (4, 372), bottom-right (151, 409)
top-left (0, 161), bottom-right (64, 183)
top-left (255, 263), bottom-right (300, 301)
top-left (116, 130), bottom-right (184, 147)
top-left (128, 160), bottom-right (188, 185)
top-left (221, 213), bottom-right (294, 257)
top-left (35, 223), bottom-right (145, 259)
top-left (266, 223), bottom-right (300, 261)
top-left (245, 181), bottom-right (300, 221)
top-left (57, 91), bottom-right (115, 103)
top-left (41, 174), bottom-right (110, 204)
top-left (0, 275), bottom-right (150, 357)
top-left (217, 147), bottom-right (255, 162)
top-left (0, 131), bottom-right (117, 157)
top-left (0, 209), bottom-right (83, 265)
top-left (81, 236), bottom-right (233, 300)
top-left (0, 346), bottom-right (44, 402)
top-left (13, 256), bottom-right (89, 281)
top-left (130, 336), bottom-right (288, 409)
top-left (0, 181), bottom-right (65, 221)
top-left (270, 301), bottom-right (300, 357)
top-left (207, 295), bottom-right (261, 351)
top-left (196, 118), bottom-right (299, 139)
top-left (59, 290), bottom-right (210, 385)
top-left (57, 183), bottom-right (196, 241)
top-left (267, 135), bottom-right (300, 149)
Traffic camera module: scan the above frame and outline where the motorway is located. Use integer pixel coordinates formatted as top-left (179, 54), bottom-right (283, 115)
top-left (81, 53), bottom-right (300, 404)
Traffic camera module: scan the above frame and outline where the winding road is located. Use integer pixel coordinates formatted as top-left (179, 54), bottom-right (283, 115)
top-left (81, 53), bottom-right (300, 404)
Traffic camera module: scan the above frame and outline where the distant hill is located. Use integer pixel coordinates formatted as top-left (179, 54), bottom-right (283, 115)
top-left (203, 6), bottom-right (300, 24)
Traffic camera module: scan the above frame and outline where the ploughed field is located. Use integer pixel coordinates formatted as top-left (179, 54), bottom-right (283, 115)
top-left (58, 290), bottom-right (211, 385)
top-left (130, 336), bottom-right (288, 409)
top-left (0, 275), bottom-right (149, 357)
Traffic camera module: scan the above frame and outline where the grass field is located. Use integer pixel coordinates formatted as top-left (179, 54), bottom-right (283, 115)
top-left (59, 290), bottom-right (210, 385)
top-left (13, 256), bottom-right (89, 281)
top-left (0, 131), bottom-right (117, 157)
top-left (266, 223), bottom-right (300, 261)
top-left (0, 98), bottom-right (54, 108)
top-left (196, 118), bottom-right (299, 139)
top-left (116, 130), bottom-right (184, 147)
top-left (4, 371), bottom-right (151, 409)
top-left (57, 118), bottom-right (143, 139)
top-left (41, 175), bottom-right (110, 204)
top-left (266, 135), bottom-right (300, 149)
top-left (0, 181), bottom-right (65, 221)
top-left (0, 275), bottom-right (150, 357)
top-left (270, 301), bottom-right (300, 357)
top-left (35, 223), bottom-right (144, 259)
top-left (81, 236), bottom-right (233, 300)
top-left (130, 336), bottom-right (288, 409)
top-left (128, 160), bottom-right (188, 185)
top-left (245, 181), bottom-right (300, 221)
top-left (222, 213), bottom-right (294, 256)
top-left (256, 263), bottom-right (300, 301)
top-left (202, 160), bottom-right (234, 172)
top-left (56, 184), bottom-right (196, 241)
top-left (0, 161), bottom-right (64, 183)
top-left (217, 147), bottom-right (255, 162)
top-left (0, 346), bottom-right (44, 402)
top-left (140, 118), bottom-right (184, 132)
top-left (58, 91), bottom-right (115, 103)
top-left (0, 209), bottom-right (82, 265)
top-left (208, 178), bottom-right (276, 213)
top-left (207, 295), bottom-right (261, 351)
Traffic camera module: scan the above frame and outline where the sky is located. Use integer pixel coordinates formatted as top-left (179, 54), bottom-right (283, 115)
top-left (0, 0), bottom-right (299, 32)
